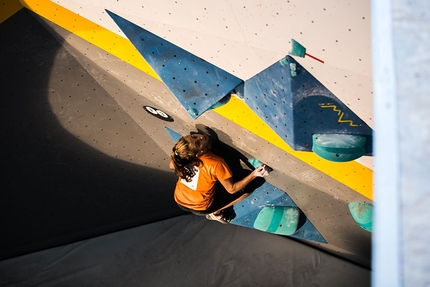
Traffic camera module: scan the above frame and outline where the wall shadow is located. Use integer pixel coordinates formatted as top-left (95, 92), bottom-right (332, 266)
top-left (0, 9), bottom-right (185, 260)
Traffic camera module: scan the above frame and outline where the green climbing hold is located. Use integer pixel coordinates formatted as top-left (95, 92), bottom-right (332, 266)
top-left (253, 206), bottom-right (300, 236)
top-left (312, 134), bottom-right (366, 162)
top-left (289, 39), bottom-right (306, 58)
top-left (348, 202), bottom-right (373, 232)
top-left (187, 108), bottom-right (199, 117)
top-left (248, 158), bottom-right (263, 169)
top-left (279, 57), bottom-right (289, 66)
top-left (209, 93), bottom-right (231, 110)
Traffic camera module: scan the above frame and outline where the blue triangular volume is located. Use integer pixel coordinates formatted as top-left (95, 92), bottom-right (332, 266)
top-left (242, 56), bottom-right (373, 155)
top-left (241, 59), bottom-right (295, 148)
top-left (165, 127), bottom-right (182, 143)
top-left (164, 126), bottom-right (326, 244)
top-left (107, 10), bottom-right (243, 119)
top-left (231, 183), bottom-right (327, 244)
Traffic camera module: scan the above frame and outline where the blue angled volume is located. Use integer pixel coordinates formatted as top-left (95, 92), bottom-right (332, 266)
top-left (241, 56), bottom-right (373, 156)
top-left (107, 10), bottom-right (243, 118)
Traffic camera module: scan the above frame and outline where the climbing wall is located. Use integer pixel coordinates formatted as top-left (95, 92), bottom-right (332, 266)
top-left (19, 0), bottom-right (373, 200)
top-left (51, 0), bottom-right (373, 126)
top-left (6, 0), bottom-right (374, 268)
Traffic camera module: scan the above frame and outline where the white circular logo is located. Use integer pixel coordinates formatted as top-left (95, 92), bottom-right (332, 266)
top-left (143, 106), bottom-right (174, 122)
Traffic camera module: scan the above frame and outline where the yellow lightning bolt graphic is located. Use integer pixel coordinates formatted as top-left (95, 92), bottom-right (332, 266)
top-left (319, 103), bottom-right (359, 127)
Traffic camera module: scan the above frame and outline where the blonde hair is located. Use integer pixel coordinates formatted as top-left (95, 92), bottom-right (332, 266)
top-left (171, 135), bottom-right (202, 182)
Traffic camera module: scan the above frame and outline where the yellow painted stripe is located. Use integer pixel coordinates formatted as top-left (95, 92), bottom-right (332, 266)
top-left (0, 0), bottom-right (23, 24)
top-left (214, 96), bottom-right (373, 200)
top-left (19, 0), bottom-right (160, 80)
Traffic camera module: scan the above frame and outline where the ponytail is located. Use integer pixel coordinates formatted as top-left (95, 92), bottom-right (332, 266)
top-left (171, 135), bottom-right (202, 182)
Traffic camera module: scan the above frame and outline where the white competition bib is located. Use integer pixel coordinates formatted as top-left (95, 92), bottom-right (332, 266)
top-left (180, 166), bottom-right (200, 190)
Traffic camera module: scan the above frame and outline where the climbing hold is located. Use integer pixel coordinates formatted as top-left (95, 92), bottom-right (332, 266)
top-left (253, 206), bottom-right (300, 236)
top-left (248, 158), bottom-right (263, 168)
top-left (348, 202), bottom-right (373, 232)
top-left (209, 93), bottom-right (231, 109)
top-left (289, 63), bottom-right (297, 77)
top-left (289, 39), bottom-right (324, 63)
top-left (312, 134), bottom-right (366, 162)
top-left (279, 57), bottom-right (289, 67)
top-left (247, 158), bottom-right (273, 172)
top-left (187, 108), bottom-right (199, 117)
top-left (289, 39), bottom-right (306, 57)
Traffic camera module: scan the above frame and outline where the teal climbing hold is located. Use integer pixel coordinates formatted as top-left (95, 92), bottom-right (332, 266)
top-left (209, 93), bottom-right (231, 110)
top-left (248, 158), bottom-right (263, 169)
top-left (348, 202), bottom-right (373, 232)
top-left (312, 134), bottom-right (366, 162)
top-left (279, 57), bottom-right (289, 67)
top-left (289, 63), bottom-right (297, 77)
top-left (187, 108), bottom-right (199, 117)
top-left (289, 39), bottom-right (306, 58)
top-left (253, 206), bottom-right (300, 236)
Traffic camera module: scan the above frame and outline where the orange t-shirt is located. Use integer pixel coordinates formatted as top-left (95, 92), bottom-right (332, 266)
top-left (174, 151), bottom-right (233, 211)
